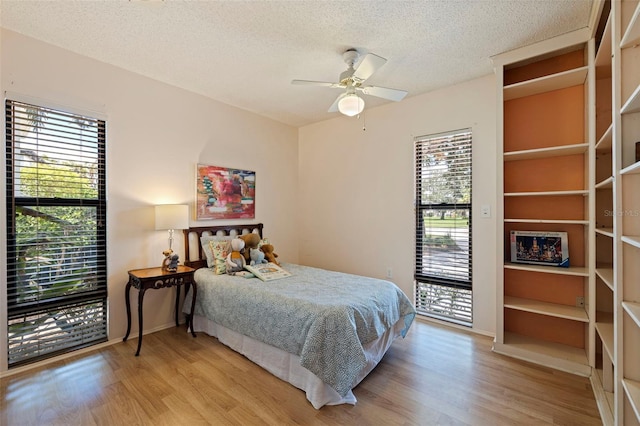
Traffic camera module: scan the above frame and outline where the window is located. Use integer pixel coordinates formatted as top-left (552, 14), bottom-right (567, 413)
top-left (5, 99), bottom-right (107, 367)
top-left (414, 129), bottom-right (472, 325)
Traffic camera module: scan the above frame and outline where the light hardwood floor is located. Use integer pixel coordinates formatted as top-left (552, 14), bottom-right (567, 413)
top-left (1, 318), bottom-right (602, 426)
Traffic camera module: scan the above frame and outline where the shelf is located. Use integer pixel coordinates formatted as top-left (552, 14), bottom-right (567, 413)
top-left (595, 124), bottom-right (613, 152)
top-left (595, 266), bottom-right (614, 291)
top-left (504, 296), bottom-right (588, 322)
top-left (595, 176), bottom-right (614, 189)
top-left (504, 66), bottom-right (588, 101)
top-left (595, 314), bottom-right (614, 362)
top-left (504, 262), bottom-right (588, 276)
top-left (621, 83), bottom-right (640, 114)
top-left (622, 379), bottom-right (640, 423)
top-left (621, 1), bottom-right (640, 49)
top-left (503, 143), bottom-right (588, 161)
top-left (493, 332), bottom-right (590, 376)
top-left (504, 218), bottom-right (588, 224)
top-left (622, 235), bottom-right (640, 249)
top-left (591, 372), bottom-right (615, 426)
top-left (623, 301), bottom-right (640, 329)
top-left (504, 190), bottom-right (588, 197)
top-left (595, 227), bottom-right (614, 237)
top-left (621, 161), bottom-right (640, 175)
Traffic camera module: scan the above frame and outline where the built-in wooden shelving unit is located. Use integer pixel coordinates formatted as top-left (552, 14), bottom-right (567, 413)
top-left (493, 28), bottom-right (593, 378)
top-left (493, 2), bottom-right (640, 423)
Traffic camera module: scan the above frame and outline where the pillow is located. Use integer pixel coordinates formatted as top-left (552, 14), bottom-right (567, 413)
top-left (200, 235), bottom-right (233, 268)
top-left (208, 239), bottom-right (231, 275)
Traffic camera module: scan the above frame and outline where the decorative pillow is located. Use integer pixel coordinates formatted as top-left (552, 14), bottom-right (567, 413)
top-left (208, 239), bottom-right (231, 275)
top-left (200, 235), bottom-right (233, 268)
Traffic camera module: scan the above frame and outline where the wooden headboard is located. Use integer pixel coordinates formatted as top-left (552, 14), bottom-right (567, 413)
top-left (182, 223), bottom-right (264, 269)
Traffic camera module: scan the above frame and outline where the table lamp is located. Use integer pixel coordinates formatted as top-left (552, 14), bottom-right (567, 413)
top-left (155, 204), bottom-right (189, 271)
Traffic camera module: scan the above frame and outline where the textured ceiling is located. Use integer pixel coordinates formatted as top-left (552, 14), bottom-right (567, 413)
top-left (0, 0), bottom-right (595, 127)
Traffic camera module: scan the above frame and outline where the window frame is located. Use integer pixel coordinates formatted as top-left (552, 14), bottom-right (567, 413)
top-left (414, 128), bottom-right (473, 325)
top-left (5, 99), bottom-right (108, 367)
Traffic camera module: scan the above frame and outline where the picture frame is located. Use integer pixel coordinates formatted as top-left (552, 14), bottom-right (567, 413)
top-left (510, 230), bottom-right (569, 267)
top-left (196, 164), bottom-right (255, 220)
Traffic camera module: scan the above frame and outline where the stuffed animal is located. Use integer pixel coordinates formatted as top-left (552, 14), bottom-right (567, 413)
top-left (162, 249), bottom-right (180, 272)
top-left (249, 247), bottom-right (267, 265)
top-left (225, 238), bottom-right (246, 274)
top-left (260, 244), bottom-right (279, 265)
top-left (239, 233), bottom-right (261, 262)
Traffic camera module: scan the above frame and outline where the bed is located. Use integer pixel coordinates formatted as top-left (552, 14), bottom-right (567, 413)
top-left (182, 223), bottom-right (416, 409)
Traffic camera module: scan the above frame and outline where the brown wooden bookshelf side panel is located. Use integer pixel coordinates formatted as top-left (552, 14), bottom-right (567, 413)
top-left (504, 85), bottom-right (584, 152)
top-left (504, 223), bottom-right (586, 267)
top-left (504, 49), bottom-right (585, 86)
top-left (595, 151), bottom-right (613, 184)
top-left (595, 189), bottom-right (614, 229)
top-left (624, 244), bottom-right (640, 303)
top-left (505, 309), bottom-right (585, 348)
top-left (621, 43), bottom-right (640, 109)
top-left (504, 269), bottom-right (584, 305)
top-left (504, 154), bottom-right (585, 193)
top-left (596, 76), bottom-right (613, 140)
top-left (596, 234), bottom-right (614, 269)
top-left (623, 313), bottom-right (640, 380)
top-left (621, 114), bottom-right (640, 169)
top-left (622, 173), bottom-right (640, 235)
top-left (596, 278), bottom-right (614, 312)
top-left (504, 194), bottom-right (585, 221)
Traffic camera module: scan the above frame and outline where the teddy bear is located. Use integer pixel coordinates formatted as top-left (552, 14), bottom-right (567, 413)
top-left (162, 249), bottom-right (180, 272)
top-left (239, 233), bottom-right (261, 262)
top-left (225, 238), bottom-right (246, 274)
top-left (249, 247), bottom-right (267, 265)
top-left (260, 244), bottom-right (279, 265)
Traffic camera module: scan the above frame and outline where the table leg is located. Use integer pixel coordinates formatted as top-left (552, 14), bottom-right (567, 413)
top-left (189, 281), bottom-right (197, 337)
top-left (135, 288), bottom-right (146, 356)
top-left (174, 284), bottom-right (180, 327)
top-left (123, 281), bottom-right (132, 342)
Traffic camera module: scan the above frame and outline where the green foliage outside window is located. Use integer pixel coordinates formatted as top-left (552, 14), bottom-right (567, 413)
top-left (7, 101), bottom-right (106, 364)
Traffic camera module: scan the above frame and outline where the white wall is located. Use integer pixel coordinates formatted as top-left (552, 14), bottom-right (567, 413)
top-left (0, 30), bottom-right (299, 372)
top-left (298, 74), bottom-right (498, 335)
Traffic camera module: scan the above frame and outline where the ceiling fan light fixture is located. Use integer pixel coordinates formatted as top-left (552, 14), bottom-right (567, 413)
top-left (338, 93), bottom-right (365, 116)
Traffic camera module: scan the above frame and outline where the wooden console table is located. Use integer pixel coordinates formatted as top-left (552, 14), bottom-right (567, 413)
top-left (123, 265), bottom-right (196, 356)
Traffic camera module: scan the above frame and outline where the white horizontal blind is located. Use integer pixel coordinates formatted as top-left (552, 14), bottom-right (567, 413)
top-left (414, 129), bottom-right (472, 325)
top-left (5, 99), bottom-right (107, 367)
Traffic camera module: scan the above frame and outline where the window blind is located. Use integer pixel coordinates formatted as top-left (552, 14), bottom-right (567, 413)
top-left (5, 99), bottom-right (107, 367)
top-left (414, 129), bottom-right (472, 325)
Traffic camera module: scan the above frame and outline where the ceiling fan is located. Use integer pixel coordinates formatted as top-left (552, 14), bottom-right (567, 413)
top-left (291, 49), bottom-right (408, 116)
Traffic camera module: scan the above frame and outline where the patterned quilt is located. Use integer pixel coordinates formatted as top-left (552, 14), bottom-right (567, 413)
top-left (186, 263), bottom-right (416, 396)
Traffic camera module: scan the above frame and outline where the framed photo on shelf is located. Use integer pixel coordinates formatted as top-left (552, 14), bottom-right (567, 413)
top-left (510, 230), bottom-right (569, 267)
top-left (196, 164), bottom-right (255, 220)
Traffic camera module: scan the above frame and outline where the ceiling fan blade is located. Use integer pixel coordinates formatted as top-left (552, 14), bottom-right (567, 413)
top-left (360, 85), bottom-right (408, 101)
top-left (353, 53), bottom-right (387, 82)
top-left (328, 94), bottom-right (343, 112)
top-left (291, 79), bottom-right (342, 88)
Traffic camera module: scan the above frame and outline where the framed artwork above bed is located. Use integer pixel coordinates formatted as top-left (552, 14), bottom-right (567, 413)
top-left (195, 164), bottom-right (255, 220)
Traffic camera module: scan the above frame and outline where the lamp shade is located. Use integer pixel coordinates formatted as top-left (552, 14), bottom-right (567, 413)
top-left (338, 93), bottom-right (365, 116)
top-left (155, 204), bottom-right (189, 230)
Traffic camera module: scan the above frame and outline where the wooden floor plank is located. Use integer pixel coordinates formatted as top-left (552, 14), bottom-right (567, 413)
top-left (0, 318), bottom-right (602, 425)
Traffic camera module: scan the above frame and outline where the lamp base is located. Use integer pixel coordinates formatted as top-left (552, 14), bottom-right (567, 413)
top-left (162, 249), bottom-right (180, 272)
